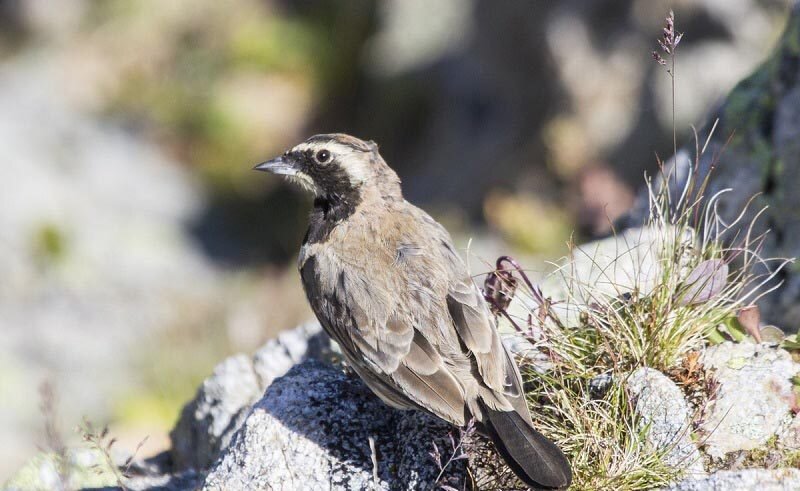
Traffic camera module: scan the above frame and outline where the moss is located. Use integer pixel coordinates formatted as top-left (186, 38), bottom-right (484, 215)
top-left (785, 449), bottom-right (800, 468)
top-left (742, 435), bottom-right (780, 466)
top-left (31, 223), bottom-right (67, 265)
top-left (715, 434), bottom-right (800, 471)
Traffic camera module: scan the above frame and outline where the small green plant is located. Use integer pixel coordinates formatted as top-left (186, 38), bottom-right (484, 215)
top-left (485, 141), bottom-right (786, 491)
top-left (32, 222), bottom-right (68, 266)
top-left (429, 418), bottom-right (475, 490)
top-left (79, 419), bottom-right (148, 491)
top-left (39, 381), bottom-right (70, 490)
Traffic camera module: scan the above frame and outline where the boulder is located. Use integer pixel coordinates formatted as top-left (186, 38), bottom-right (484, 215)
top-left (663, 468), bottom-right (800, 491)
top-left (627, 368), bottom-right (706, 478)
top-left (170, 322), bottom-right (330, 471)
top-left (202, 360), bottom-right (463, 491)
top-left (700, 342), bottom-right (800, 459)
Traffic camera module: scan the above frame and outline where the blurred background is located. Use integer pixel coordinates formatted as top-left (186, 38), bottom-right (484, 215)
top-left (0, 0), bottom-right (793, 481)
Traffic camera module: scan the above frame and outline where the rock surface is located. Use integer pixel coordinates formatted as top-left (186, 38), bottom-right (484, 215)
top-left (627, 368), bottom-right (706, 478)
top-left (700, 342), bottom-right (800, 459)
top-left (202, 360), bottom-right (463, 491)
top-left (170, 322), bottom-right (329, 471)
top-left (778, 412), bottom-right (800, 450)
top-left (11, 323), bottom-right (800, 490)
top-left (664, 468), bottom-right (800, 491)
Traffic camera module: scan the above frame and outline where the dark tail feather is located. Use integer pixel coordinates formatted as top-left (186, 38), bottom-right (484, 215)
top-left (483, 404), bottom-right (572, 489)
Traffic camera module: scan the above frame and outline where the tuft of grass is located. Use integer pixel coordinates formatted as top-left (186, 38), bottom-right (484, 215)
top-left (479, 140), bottom-right (790, 489)
top-left (477, 28), bottom-right (790, 485)
top-left (483, 137), bottom-right (789, 489)
top-left (79, 419), bottom-right (149, 491)
top-left (38, 381), bottom-right (70, 490)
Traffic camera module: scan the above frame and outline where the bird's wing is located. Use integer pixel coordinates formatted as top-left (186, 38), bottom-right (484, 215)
top-left (414, 208), bottom-right (523, 399)
top-left (301, 227), bottom-right (469, 426)
top-left (446, 276), bottom-right (516, 394)
top-left (310, 202), bottom-right (522, 426)
top-left (339, 263), bottom-right (470, 426)
top-left (371, 204), bottom-right (522, 420)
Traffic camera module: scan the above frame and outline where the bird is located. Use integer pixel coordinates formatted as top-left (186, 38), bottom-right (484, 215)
top-left (254, 133), bottom-right (571, 489)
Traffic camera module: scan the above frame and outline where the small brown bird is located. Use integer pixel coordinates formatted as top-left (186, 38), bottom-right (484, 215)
top-left (255, 134), bottom-right (571, 489)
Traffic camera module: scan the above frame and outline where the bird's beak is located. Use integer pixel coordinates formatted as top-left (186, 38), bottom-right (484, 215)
top-left (253, 156), bottom-right (298, 176)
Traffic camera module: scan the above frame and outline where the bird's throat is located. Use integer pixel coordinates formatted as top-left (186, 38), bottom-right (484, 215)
top-left (305, 193), bottom-right (361, 245)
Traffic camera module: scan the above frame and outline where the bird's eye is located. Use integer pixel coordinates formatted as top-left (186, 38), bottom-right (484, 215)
top-left (316, 149), bottom-right (330, 163)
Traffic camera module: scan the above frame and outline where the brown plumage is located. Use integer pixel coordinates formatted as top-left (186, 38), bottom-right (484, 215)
top-left (255, 134), bottom-right (572, 489)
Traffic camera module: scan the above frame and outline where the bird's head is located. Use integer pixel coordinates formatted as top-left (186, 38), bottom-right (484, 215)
top-left (254, 134), bottom-right (401, 204)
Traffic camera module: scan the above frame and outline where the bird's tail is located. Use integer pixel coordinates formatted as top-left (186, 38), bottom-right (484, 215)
top-left (481, 402), bottom-right (572, 489)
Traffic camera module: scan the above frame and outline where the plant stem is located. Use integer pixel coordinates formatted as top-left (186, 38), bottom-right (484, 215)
top-left (671, 56), bottom-right (677, 161)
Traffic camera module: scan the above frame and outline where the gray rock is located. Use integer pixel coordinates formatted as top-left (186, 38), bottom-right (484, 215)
top-left (170, 354), bottom-right (262, 472)
top-left (202, 360), bottom-right (463, 491)
top-left (252, 322), bottom-right (332, 388)
top-left (627, 368), bottom-right (706, 478)
top-left (663, 468), bottom-right (800, 491)
top-left (778, 413), bottom-right (800, 450)
top-left (170, 322), bottom-right (329, 471)
top-left (700, 342), bottom-right (800, 459)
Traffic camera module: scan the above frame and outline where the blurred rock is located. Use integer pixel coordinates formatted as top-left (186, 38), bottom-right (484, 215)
top-left (366, 0), bottom-right (473, 76)
top-left (627, 368), bottom-right (706, 478)
top-left (252, 322), bottom-right (331, 388)
top-left (623, 3), bottom-right (800, 331)
top-left (0, 57), bottom-right (221, 477)
top-left (574, 164), bottom-right (635, 235)
top-left (663, 468), bottom-right (800, 491)
top-left (348, 0), bottom-right (787, 222)
top-left (700, 342), bottom-right (800, 459)
top-left (170, 322), bottom-right (328, 471)
top-left (202, 360), bottom-right (463, 491)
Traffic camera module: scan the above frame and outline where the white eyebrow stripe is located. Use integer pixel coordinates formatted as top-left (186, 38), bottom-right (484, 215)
top-left (290, 139), bottom-right (372, 188)
top-left (293, 140), bottom-right (361, 155)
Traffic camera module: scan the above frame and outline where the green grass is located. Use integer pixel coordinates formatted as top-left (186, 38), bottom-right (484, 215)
top-left (483, 139), bottom-right (789, 489)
